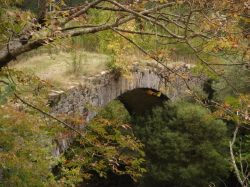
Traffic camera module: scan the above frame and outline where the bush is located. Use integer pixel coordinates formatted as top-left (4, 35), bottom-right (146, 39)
top-left (133, 101), bottom-right (230, 187)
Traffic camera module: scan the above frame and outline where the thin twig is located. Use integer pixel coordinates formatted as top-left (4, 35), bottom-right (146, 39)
top-left (14, 93), bottom-right (83, 136)
top-left (229, 125), bottom-right (244, 186)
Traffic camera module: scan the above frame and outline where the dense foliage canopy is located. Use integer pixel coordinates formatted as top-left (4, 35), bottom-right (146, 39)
top-left (134, 102), bottom-right (230, 187)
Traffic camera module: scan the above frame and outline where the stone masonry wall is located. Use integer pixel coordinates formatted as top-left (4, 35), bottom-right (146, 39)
top-left (51, 63), bottom-right (202, 120)
top-left (50, 62), bottom-right (204, 155)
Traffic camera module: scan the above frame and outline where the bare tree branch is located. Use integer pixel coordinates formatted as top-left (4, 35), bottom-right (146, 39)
top-left (0, 79), bottom-right (83, 136)
top-left (229, 125), bottom-right (246, 187)
top-left (185, 40), bottom-right (239, 93)
top-left (14, 93), bottom-right (83, 136)
top-left (63, 0), bottom-right (104, 25)
top-left (112, 28), bottom-right (173, 38)
top-left (0, 1), bottom-right (175, 67)
top-left (110, 27), bottom-right (198, 96)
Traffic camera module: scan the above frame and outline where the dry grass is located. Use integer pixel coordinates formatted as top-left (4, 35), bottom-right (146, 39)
top-left (11, 48), bottom-right (187, 90)
top-left (12, 50), bottom-right (110, 89)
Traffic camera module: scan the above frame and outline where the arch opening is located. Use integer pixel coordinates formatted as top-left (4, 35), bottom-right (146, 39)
top-left (117, 88), bottom-right (168, 116)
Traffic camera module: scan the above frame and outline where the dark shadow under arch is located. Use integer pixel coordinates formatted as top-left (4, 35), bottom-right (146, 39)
top-left (117, 88), bottom-right (168, 116)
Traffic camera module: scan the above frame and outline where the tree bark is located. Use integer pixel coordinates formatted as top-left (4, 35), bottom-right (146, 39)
top-left (0, 39), bottom-right (44, 68)
top-left (37, 0), bottom-right (48, 24)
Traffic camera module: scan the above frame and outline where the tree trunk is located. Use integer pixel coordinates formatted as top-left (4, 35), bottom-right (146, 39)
top-left (0, 39), bottom-right (44, 68)
top-left (37, 0), bottom-right (48, 24)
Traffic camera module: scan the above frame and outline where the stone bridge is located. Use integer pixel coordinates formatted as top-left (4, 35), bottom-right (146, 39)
top-left (49, 62), bottom-right (205, 155)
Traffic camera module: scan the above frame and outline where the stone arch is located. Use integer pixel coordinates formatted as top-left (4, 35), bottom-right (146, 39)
top-left (50, 63), bottom-right (202, 122)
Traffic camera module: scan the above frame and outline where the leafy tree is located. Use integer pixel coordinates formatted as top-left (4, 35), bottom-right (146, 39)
top-left (133, 101), bottom-right (230, 187)
top-left (0, 0), bottom-right (248, 71)
top-left (0, 69), bottom-right (60, 186)
top-left (53, 100), bottom-right (146, 186)
top-left (0, 70), bottom-right (145, 186)
top-left (209, 62), bottom-right (250, 186)
top-left (0, 0), bottom-right (249, 186)
top-left (0, 105), bottom-right (58, 187)
top-left (213, 90), bottom-right (250, 186)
